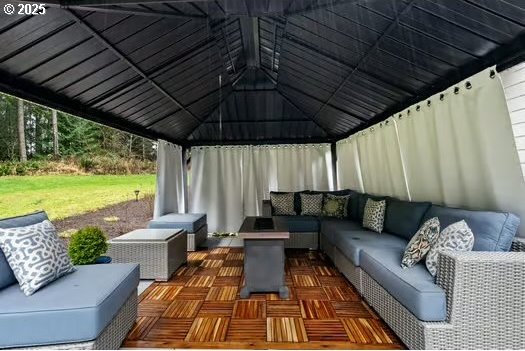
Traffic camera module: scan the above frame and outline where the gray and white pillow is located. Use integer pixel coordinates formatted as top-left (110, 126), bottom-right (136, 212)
top-left (300, 193), bottom-right (323, 216)
top-left (270, 192), bottom-right (296, 215)
top-left (426, 220), bottom-right (474, 276)
top-left (0, 220), bottom-right (76, 296)
top-left (362, 198), bottom-right (386, 233)
top-left (401, 217), bottom-right (440, 268)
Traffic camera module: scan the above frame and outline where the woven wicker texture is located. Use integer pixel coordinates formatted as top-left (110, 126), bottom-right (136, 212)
top-left (108, 232), bottom-right (187, 281)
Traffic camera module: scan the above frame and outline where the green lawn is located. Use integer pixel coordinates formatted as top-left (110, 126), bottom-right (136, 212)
top-left (0, 175), bottom-right (156, 220)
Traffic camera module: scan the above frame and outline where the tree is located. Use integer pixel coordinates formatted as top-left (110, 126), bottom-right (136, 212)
top-left (17, 99), bottom-right (27, 162)
top-left (52, 109), bottom-right (58, 156)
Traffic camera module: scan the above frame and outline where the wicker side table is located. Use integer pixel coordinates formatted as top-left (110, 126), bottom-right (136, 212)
top-left (107, 228), bottom-right (187, 281)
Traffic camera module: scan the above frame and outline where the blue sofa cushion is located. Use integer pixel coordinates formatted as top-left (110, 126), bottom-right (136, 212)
top-left (422, 205), bottom-right (519, 252)
top-left (279, 216), bottom-right (320, 232)
top-left (148, 213), bottom-right (206, 232)
top-left (0, 211), bottom-right (49, 290)
top-left (333, 229), bottom-right (407, 266)
top-left (0, 263), bottom-right (139, 348)
top-left (384, 199), bottom-right (432, 240)
top-left (320, 218), bottom-right (363, 245)
top-left (360, 248), bottom-right (447, 322)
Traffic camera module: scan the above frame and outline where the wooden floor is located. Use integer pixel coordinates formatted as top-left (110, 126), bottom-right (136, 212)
top-left (123, 248), bottom-right (405, 349)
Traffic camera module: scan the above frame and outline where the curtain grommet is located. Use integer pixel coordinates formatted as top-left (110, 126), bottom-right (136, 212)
top-left (407, 109), bottom-right (411, 116)
top-left (439, 93), bottom-right (445, 101)
top-left (427, 100), bottom-right (431, 107)
top-left (398, 113), bottom-right (402, 119)
top-left (490, 70), bottom-right (496, 79)
top-left (454, 87), bottom-right (460, 94)
top-left (465, 81), bottom-right (472, 89)
top-left (416, 105), bottom-right (420, 111)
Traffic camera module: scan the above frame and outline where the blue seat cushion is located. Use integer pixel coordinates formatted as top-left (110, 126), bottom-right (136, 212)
top-left (0, 263), bottom-right (139, 348)
top-left (148, 213), bottom-right (207, 232)
top-left (384, 199), bottom-right (432, 240)
top-left (279, 216), bottom-right (320, 232)
top-left (320, 218), bottom-right (363, 245)
top-left (422, 205), bottom-right (519, 252)
top-left (360, 248), bottom-right (447, 322)
top-left (0, 211), bottom-right (49, 289)
top-left (333, 230), bottom-right (407, 266)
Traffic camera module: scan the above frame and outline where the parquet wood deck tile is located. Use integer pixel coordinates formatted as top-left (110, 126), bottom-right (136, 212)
top-left (304, 319), bottom-right (350, 341)
top-left (324, 286), bottom-right (360, 301)
top-left (212, 276), bottom-right (241, 286)
top-left (266, 301), bottom-right (302, 318)
top-left (197, 301), bottom-right (234, 317)
top-left (174, 287), bottom-right (209, 300)
top-left (185, 275), bottom-right (215, 287)
top-left (144, 286), bottom-right (182, 301)
top-left (300, 300), bottom-right (337, 319)
top-left (221, 259), bottom-right (243, 267)
top-left (162, 300), bottom-right (202, 318)
top-left (295, 287), bottom-right (328, 300)
top-left (185, 317), bottom-right (230, 342)
top-left (226, 319), bottom-right (266, 341)
top-left (124, 248), bottom-right (404, 349)
top-left (292, 274), bottom-right (320, 287)
top-left (232, 300), bottom-right (266, 319)
top-left (332, 301), bottom-right (375, 318)
top-left (267, 317), bottom-right (308, 342)
top-left (206, 286), bottom-right (238, 301)
top-left (218, 266), bottom-right (243, 277)
top-left (144, 318), bottom-right (193, 341)
top-left (193, 267), bottom-right (220, 276)
top-left (138, 300), bottom-right (172, 317)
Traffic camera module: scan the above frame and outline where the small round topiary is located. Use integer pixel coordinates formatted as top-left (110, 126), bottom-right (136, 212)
top-left (68, 227), bottom-right (109, 265)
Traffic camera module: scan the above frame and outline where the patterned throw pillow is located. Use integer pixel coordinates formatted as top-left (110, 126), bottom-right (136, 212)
top-left (362, 198), bottom-right (386, 233)
top-left (300, 193), bottom-right (323, 216)
top-left (270, 192), bottom-right (296, 215)
top-left (0, 220), bottom-right (76, 296)
top-left (326, 194), bottom-right (350, 217)
top-left (401, 217), bottom-right (440, 268)
top-left (425, 220), bottom-right (474, 276)
top-left (322, 195), bottom-right (347, 218)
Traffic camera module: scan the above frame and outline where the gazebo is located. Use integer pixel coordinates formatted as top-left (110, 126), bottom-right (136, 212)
top-left (1, 0), bottom-right (525, 349)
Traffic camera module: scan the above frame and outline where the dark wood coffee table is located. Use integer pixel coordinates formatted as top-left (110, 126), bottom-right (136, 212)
top-left (238, 216), bottom-right (290, 298)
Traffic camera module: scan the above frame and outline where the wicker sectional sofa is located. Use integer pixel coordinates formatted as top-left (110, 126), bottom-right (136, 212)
top-left (264, 191), bottom-right (525, 349)
top-left (0, 211), bottom-right (139, 349)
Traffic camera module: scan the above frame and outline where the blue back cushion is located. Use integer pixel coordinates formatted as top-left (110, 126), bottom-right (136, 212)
top-left (422, 205), bottom-right (519, 252)
top-left (384, 199), bottom-right (432, 240)
top-left (0, 211), bottom-right (49, 289)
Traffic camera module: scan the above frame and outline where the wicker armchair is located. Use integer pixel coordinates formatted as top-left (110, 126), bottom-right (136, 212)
top-left (360, 237), bottom-right (525, 349)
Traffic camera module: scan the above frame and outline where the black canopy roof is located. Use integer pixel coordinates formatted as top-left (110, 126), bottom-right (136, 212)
top-left (1, 0), bottom-right (524, 145)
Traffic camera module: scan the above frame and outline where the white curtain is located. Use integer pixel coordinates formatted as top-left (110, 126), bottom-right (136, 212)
top-left (190, 147), bottom-right (244, 233)
top-left (336, 137), bottom-right (364, 192)
top-left (355, 118), bottom-right (410, 200)
top-left (190, 144), bottom-right (333, 232)
top-left (396, 67), bottom-right (525, 234)
top-left (336, 67), bottom-right (525, 236)
top-left (153, 141), bottom-right (185, 218)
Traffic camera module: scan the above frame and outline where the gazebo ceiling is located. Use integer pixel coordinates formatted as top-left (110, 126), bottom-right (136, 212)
top-left (0, 0), bottom-right (524, 145)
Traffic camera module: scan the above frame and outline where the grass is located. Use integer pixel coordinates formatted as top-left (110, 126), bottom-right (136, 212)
top-left (0, 175), bottom-right (156, 220)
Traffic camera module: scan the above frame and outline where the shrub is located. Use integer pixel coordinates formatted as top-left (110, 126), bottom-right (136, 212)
top-left (68, 227), bottom-right (109, 265)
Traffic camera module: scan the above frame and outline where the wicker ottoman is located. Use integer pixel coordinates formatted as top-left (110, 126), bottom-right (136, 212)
top-left (147, 213), bottom-right (207, 251)
top-left (107, 229), bottom-right (187, 281)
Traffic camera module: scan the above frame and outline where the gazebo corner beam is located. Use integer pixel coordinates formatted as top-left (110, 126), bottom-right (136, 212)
top-left (65, 8), bottom-right (202, 125)
top-left (310, 0), bottom-right (416, 121)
